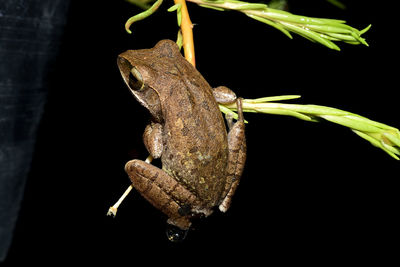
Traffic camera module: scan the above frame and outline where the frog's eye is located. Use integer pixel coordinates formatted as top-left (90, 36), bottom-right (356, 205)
top-left (129, 67), bottom-right (144, 91)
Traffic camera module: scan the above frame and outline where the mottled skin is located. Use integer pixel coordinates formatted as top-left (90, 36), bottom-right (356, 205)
top-left (118, 40), bottom-right (246, 230)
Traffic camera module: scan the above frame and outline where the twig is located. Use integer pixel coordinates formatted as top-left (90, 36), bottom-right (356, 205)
top-left (107, 155), bottom-right (154, 217)
top-left (173, 0), bottom-right (196, 66)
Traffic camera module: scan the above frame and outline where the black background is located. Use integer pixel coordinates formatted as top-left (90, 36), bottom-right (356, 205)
top-left (5, 0), bottom-right (399, 264)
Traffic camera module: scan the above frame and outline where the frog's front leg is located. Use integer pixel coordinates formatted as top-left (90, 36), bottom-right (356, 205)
top-left (219, 97), bottom-right (246, 213)
top-left (125, 159), bottom-right (203, 230)
top-left (143, 122), bottom-right (163, 159)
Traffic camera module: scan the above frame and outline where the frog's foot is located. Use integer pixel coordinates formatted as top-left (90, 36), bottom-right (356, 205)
top-left (125, 159), bottom-right (203, 230)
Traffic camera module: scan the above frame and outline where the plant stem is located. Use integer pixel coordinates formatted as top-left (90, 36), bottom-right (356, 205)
top-left (220, 97), bottom-right (400, 160)
top-left (173, 0), bottom-right (196, 66)
top-left (125, 0), bottom-right (164, 34)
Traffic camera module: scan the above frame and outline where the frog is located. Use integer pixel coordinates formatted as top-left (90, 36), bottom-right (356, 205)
top-left (117, 39), bottom-right (246, 233)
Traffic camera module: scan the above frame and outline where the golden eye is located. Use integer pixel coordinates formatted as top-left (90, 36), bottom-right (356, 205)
top-left (129, 67), bottom-right (144, 91)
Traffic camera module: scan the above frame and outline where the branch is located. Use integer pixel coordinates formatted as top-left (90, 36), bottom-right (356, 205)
top-left (173, 0), bottom-right (196, 66)
top-left (187, 0), bottom-right (370, 51)
top-left (220, 96), bottom-right (400, 160)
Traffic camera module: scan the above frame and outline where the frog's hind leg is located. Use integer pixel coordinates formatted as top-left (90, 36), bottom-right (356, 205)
top-left (219, 98), bottom-right (246, 213)
top-left (125, 159), bottom-right (202, 230)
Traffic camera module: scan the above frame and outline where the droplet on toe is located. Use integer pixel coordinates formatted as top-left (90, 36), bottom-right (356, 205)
top-left (165, 223), bottom-right (188, 242)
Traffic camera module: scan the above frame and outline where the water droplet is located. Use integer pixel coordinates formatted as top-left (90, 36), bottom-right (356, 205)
top-left (165, 223), bottom-right (188, 242)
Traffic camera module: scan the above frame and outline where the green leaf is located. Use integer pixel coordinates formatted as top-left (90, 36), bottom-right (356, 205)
top-left (219, 105), bottom-right (249, 123)
top-left (189, 0), bottom-right (370, 50)
top-left (247, 14), bottom-right (292, 39)
top-left (352, 130), bottom-right (400, 160)
top-left (383, 132), bottom-right (400, 148)
top-left (320, 115), bottom-right (382, 133)
top-left (167, 3), bottom-right (181, 12)
top-left (280, 22), bottom-right (341, 50)
top-left (326, 0), bottom-right (346, 10)
top-left (245, 95), bottom-right (301, 103)
top-left (199, 4), bottom-right (225, 11)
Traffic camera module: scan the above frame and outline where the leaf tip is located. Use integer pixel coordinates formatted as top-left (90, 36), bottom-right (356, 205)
top-left (125, 20), bottom-right (133, 34)
top-left (360, 24), bottom-right (372, 35)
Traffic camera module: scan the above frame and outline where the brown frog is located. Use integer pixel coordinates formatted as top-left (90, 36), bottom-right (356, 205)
top-left (117, 39), bottom-right (246, 233)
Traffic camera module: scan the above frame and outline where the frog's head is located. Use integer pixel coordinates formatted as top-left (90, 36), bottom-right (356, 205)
top-left (117, 40), bottom-right (182, 122)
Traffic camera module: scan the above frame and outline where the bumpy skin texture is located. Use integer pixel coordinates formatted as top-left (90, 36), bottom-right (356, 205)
top-left (118, 40), bottom-right (246, 229)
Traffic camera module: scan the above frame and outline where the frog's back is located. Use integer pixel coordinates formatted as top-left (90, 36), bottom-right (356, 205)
top-left (160, 56), bottom-right (229, 207)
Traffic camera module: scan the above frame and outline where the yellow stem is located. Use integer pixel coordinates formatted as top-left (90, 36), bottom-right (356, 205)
top-left (173, 0), bottom-right (196, 66)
